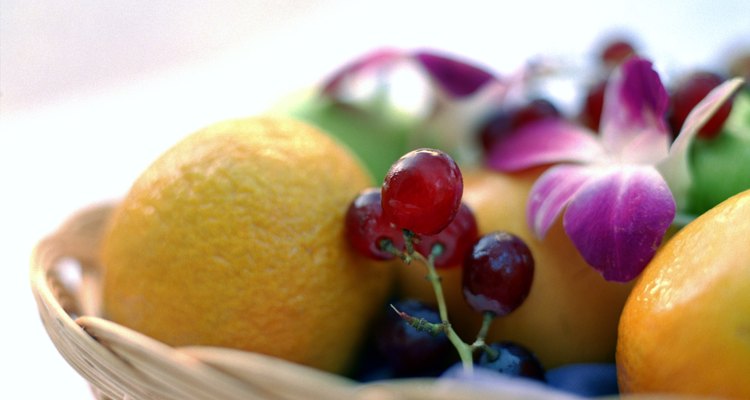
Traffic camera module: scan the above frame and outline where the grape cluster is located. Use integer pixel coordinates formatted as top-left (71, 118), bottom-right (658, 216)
top-left (346, 148), bottom-right (478, 268)
top-left (346, 148), bottom-right (541, 380)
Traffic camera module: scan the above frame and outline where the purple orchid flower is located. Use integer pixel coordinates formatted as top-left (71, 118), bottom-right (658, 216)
top-left (322, 47), bottom-right (501, 100)
top-left (487, 57), bottom-right (743, 282)
top-left (320, 48), bottom-right (545, 164)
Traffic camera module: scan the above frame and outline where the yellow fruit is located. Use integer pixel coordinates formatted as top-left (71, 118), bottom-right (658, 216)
top-left (101, 117), bottom-right (393, 374)
top-left (398, 168), bottom-right (633, 368)
top-left (617, 189), bottom-right (750, 398)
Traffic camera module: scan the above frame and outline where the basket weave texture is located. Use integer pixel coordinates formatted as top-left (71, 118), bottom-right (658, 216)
top-left (31, 203), bottom-right (580, 400)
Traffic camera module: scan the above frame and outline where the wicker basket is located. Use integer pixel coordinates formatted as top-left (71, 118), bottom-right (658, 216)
top-left (30, 202), bottom-right (606, 400)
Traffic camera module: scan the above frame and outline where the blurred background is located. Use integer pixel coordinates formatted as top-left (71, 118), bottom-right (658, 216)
top-left (2, 0), bottom-right (749, 398)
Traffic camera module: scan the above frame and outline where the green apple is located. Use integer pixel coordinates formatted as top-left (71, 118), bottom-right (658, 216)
top-left (267, 89), bottom-right (419, 184)
top-left (687, 88), bottom-right (750, 216)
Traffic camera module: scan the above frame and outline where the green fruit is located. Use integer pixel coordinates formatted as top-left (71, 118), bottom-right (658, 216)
top-left (687, 88), bottom-right (750, 215)
top-left (268, 89), bottom-right (417, 183)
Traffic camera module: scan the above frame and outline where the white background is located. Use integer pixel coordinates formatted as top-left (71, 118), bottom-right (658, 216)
top-left (2, 1), bottom-right (749, 398)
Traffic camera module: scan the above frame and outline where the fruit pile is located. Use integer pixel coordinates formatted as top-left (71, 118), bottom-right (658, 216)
top-left (273, 35), bottom-right (750, 397)
top-left (99, 34), bottom-right (750, 399)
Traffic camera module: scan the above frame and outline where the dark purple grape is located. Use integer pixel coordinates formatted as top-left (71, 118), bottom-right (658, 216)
top-left (513, 98), bottom-right (561, 127)
top-left (669, 70), bottom-right (733, 138)
top-left (374, 299), bottom-right (454, 377)
top-left (415, 202), bottom-right (479, 269)
top-left (599, 38), bottom-right (637, 67)
top-left (462, 231), bottom-right (534, 316)
top-left (345, 188), bottom-right (404, 260)
top-left (579, 79), bottom-right (606, 132)
top-left (546, 363), bottom-right (619, 396)
top-left (477, 341), bottom-right (546, 381)
top-left (478, 98), bottom-right (561, 154)
top-left (381, 149), bottom-right (463, 235)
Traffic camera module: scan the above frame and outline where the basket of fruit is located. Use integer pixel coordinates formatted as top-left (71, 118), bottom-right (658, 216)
top-left (31, 42), bottom-right (750, 400)
top-left (29, 124), bottom-right (566, 400)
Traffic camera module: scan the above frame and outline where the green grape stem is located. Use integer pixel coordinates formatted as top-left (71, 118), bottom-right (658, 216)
top-left (399, 230), bottom-right (484, 374)
top-left (390, 304), bottom-right (444, 336)
top-left (425, 259), bottom-right (475, 373)
top-left (471, 312), bottom-right (498, 360)
top-left (384, 230), bottom-right (499, 373)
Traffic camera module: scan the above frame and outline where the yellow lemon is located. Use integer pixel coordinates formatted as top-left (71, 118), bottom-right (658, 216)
top-left (398, 168), bottom-right (633, 368)
top-left (101, 117), bottom-right (393, 374)
top-left (617, 189), bottom-right (750, 398)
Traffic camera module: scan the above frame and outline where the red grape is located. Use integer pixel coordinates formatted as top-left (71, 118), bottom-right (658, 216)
top-left (415, 202), bottom-right (478, 269)
top-left (462, 231), bottom-right (534, 316)
top-left (381, 149), bottom-right (463, 235)
top-left (669, 70), bottom-right (733, 138)
top-left (580, 37), bottom-right (637, 132)
top-left (345, 188), bottom-right (404, 260)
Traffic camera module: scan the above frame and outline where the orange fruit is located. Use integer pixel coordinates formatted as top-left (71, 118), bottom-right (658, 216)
top-left (617, 189), bottom-right (750, 398)
top-left (100, 116), bottom-right (394, 374)
top-left (398, 168), bottom-right (633, 368)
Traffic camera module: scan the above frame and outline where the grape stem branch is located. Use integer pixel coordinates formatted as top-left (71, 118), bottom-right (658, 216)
top-left (390, 230), bottom-right (500, 374)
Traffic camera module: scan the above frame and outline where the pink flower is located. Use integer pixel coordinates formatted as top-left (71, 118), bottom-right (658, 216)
top-left (487, 58), bottom-right (743, 282)
top-left (319, 48), bottom-right (530, 164)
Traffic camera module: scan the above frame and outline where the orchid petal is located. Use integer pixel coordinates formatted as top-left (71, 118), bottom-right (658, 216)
top-left (486, 119), bottom-right (605, 171)
top-left (563, 166), bottom-right (676, 282)
top-left (413, 51), bottom-right (497, 98)
top-left (600, 58), bottom-right (671, 163)
top-left (321, 48), bottom-right (405, 96)
top-left (527, 164), bottom-right (601, 239)
top-left (658, 77), bottom-right (745, 209)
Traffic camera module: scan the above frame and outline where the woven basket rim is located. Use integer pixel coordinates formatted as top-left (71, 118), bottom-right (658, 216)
top-left (30, 201), bottom-right (626, 400)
